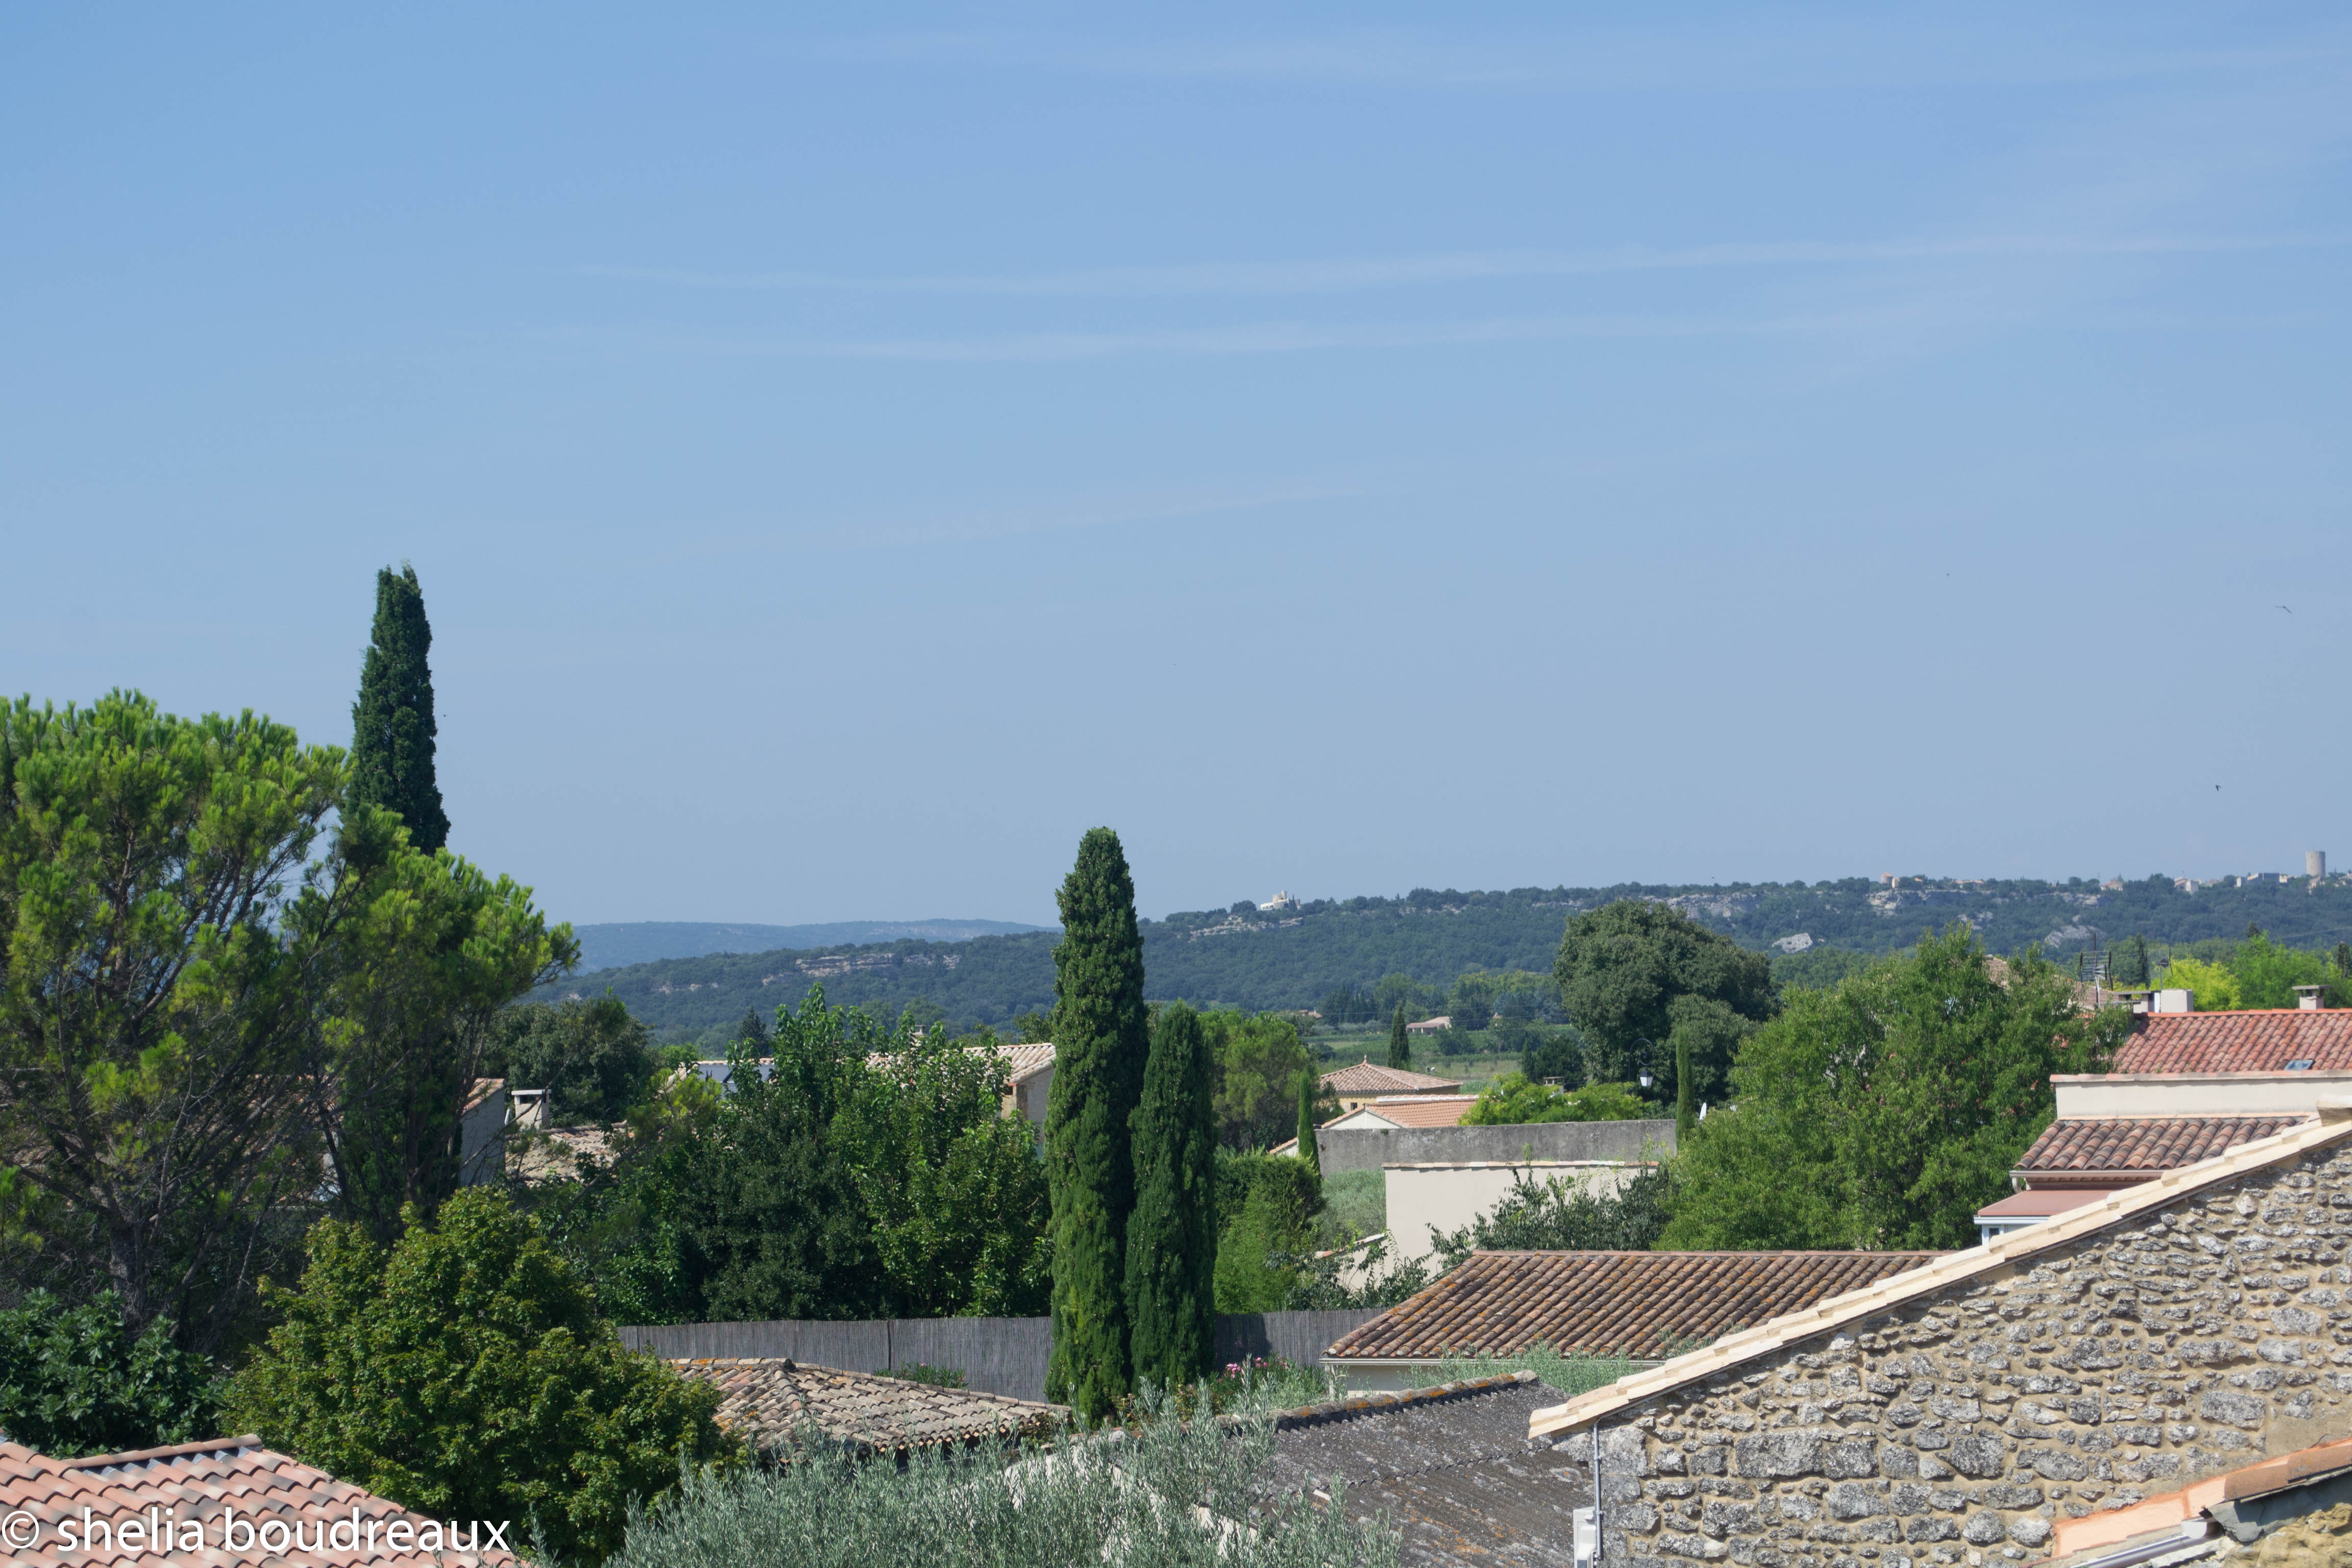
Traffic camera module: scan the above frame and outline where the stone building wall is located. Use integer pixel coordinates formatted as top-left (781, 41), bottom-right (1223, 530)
top-left (1570, 1143), bottom-right (2352, 1567)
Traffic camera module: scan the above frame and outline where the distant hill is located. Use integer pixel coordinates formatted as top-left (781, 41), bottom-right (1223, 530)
top-left (550, 875), bottom-right (2352, 1041)
top-left (567, 919), bottom-right (1052, 972)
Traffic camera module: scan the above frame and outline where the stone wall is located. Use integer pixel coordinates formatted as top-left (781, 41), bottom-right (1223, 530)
top-left (1563, 1143), bottom-right (2352, 1567)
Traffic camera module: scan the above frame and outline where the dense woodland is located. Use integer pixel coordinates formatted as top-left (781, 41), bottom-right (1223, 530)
top-left (561, 874), bottom-right (2352, 1039)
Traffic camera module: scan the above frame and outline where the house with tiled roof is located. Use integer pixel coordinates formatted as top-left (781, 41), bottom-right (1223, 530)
top-left (668, 1358), bottom-right (1066, 1458)
top-left (1972, 998), bottom-right (2352, 1243)
top-left (1268, 1094), bottom-right (1479, 1156)
top-left (1320, 1059), bottom-right (1465, 1112)
top-left (0, 1434), bottom-right (520, 1566)
top-left (1322, 1250), bottom-right (1940, 1390)
top-left (1525, 1102), bottom-right (2352, 1564)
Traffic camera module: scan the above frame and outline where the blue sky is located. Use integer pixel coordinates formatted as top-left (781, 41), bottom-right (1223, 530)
top-left (4, 5), bottom-right (2348, 926)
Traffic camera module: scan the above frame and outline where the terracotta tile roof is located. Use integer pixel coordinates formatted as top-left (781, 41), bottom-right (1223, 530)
top-left (0, 1435), bottom-right (520, 1565)
top-left (1321, 1059), bottom-right (1465, 1095)
top-left (1350, 1095), bottom-right (1480, 1129)
top-left (669, 1358), bottom-right (1066, 1457)
top-left (2014, 1114), bottom-right (2310, 1178)
top-left (462, 1078), bottom-right (504, 1115)
top-left (1326, 1250), bottom-right (1942, 1363)
top-left (1528, 1107), bottom-right (2352, 1440)
top-left (2112, 1008), bottom-right (2352, 1073)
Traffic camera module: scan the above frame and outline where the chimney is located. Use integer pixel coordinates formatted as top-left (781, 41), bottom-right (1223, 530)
top-left (2295, 985), bottom-right (2325, 1011)
top-left (2310, 850), bottom-right (2328, 879)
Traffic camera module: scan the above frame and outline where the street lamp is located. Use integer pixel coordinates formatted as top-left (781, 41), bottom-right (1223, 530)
top-left (1635, 1038), bottom-right (1655, 1091)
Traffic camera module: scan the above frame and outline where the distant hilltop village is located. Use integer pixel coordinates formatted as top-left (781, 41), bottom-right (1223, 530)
top-left (1871, 848), bottom-right (2331, 895)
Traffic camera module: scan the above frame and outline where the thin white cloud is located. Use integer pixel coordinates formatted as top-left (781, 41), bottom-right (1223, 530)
top-left (663, 307), bottom-right (1923, 364)
top-left (582, 233), bottom-right (2348, 302)
top-left (800, 23), bottom-right (2345, 93)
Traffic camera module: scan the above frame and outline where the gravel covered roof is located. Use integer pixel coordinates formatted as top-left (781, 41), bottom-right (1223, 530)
top-left (1261, 1373), bottom-right (1588, 1567)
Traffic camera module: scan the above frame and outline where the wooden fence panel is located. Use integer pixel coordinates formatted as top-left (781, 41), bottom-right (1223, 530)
top-left (621, 1308), bottom-right (1382, 1406)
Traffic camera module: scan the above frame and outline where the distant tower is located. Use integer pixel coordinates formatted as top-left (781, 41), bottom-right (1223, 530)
top-left (2310, 850), bottom-right (2328, 879)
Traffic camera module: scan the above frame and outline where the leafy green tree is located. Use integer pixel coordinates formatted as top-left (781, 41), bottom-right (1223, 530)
top-left (314, 808), bottom-right (575, 1243)
top-left (1661, 929), bottom-right (2130, 1252)
top-left (1013, 1009), bottom-right (1055, 1044)
top-left (1431, 1164), bottom-right (1676, 1268)
top-left (2162, 953), bottom-right (2243, 1010)
top-left (2229, 933), bottom-right (2352, 1008)
top-left (1447, 972), bottom-right (1495, 1033)
top-left (1461, 1075), bottom-right (1650, 1125)
top-left (1370, 973), bottom-right (1422, 1022)
top-left (736, 1008), bottom-right (770, 1048)
top-left (225, 1190), bottom-right (732, 1563)
top-left (842, 1024), bottom-right (1051, 1318)
top-left (690, 993), bottom-right (886, 1321)
top-left (1521, 1027), bottom-right (1585, 1088)
top-left (1204, 1009), bottom-right (1316, 1149)
top-left (0, 693), bottom-right (341, 1348)
top-left (1212, 1153), bottom-right (1321, 1312)
top-left (2111, 934), bottom-right (2152, 987)
top-left (1554, 900), bottom-right (1776, 1101)
top-left (1123, 1002), bottom-right (1216, 1398)
top-left (493, 997), bottom-right (657, 1125)
top-left (349, 564), bottom-right (450, 853)
top-left (1387, 1003), bottom-right (1411, 1070)
top-left (1043, 829), bottom-right (1148, 1422)
top-left (0, 1290), bottom-right (222, 1456)
top-left (1293, 1070), bottom-right (1321, 1178)
top-left (2334, 942), bottom-right (2352, 977)
top-left (1675, 1035), bottom-right (1696, 1141)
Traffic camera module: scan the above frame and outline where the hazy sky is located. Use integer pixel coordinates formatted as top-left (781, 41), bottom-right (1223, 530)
top-left (5, 5), bottom-right (2348, 926)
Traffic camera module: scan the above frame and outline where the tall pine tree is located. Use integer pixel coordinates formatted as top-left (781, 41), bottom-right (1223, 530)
top-left (1044, 828), bottom-right (1149, 1421)
top-left (350, 564), bottom-right (450, 852)
top-left (1294, 1069), bottom-right (1321, 1178)
top-left (1675, 1034), bottom-right (1696, 1142)
top-left (1124, 1001), bottom-right (1216, 1399)
top-left (1387, 1003), bottom-right (1411, 1070)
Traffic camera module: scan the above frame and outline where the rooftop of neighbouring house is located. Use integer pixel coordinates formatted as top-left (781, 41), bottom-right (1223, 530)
top-left (1341, 1093), bottom-right (1481, 1129)
top-left (2112, 1007), bottom-right (2352, 1073)
top-left (1259, 1373), bottom-right (1586, 1566)
top-left (0, 1435), bottom-right (523, 1566)
top-left (1325, 1250), bottom-right (1944, 1364)
top-left (668, 1358), bottom-right (1067, 1457)
top-left (1321, 1060), bottom-right (1465, 1095)
top-left (2013, 1113), bottom-right (2310, 1182)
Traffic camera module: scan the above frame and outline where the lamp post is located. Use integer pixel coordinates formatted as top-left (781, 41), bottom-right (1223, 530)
top-left (1634, 1038), bottom-right (1655, 1092)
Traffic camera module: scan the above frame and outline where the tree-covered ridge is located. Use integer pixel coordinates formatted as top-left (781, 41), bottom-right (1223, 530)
top-left (557, 874), bottom-right (2352, 1036)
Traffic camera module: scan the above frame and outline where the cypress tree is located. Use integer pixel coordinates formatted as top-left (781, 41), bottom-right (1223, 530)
top-left (1387, 1003), bottom-right (1411, 1071)
top-left (1044, 827), bottom-right (1149, 1422)
top-left (350, 564), bottom-right (450, 852)
top-left (737, 1008), bottom-right (770, 1049)
top-left (1294, 1069), bottom-right (1321, 1178)
top-left (1124, 1001), bottom-right (1216, 1399)
top-left (1675, 1033), bottom-right (1696, 1142)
